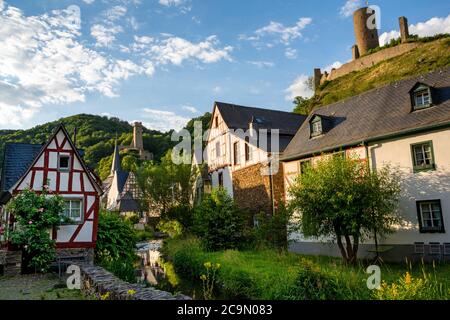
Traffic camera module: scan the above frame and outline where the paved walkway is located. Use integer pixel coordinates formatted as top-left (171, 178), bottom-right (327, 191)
top-left (0, 273), bottom-right (84, 300)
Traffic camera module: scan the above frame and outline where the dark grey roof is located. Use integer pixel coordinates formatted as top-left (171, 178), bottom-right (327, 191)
top-left (117, 170), bottom-right (129, 194)
top-left (111, 140), bottom-right (121, 175)
top-left (215, 102), bottom-right (306, 136)
top-left (282, 68), bottom-right (450, 160)
top-left (118, 192), bottom-right (140, 212)
top-left (0, 143), bottom-right (43, 193)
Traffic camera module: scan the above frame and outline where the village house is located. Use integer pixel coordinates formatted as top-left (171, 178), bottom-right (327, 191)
top-left (281, 67), bottom-right (450, 261)
top-left (0, 124), bottom-right (103, 270)
top-left (206, 101), bottom-right (306, 215)
top-left (103, 139), bottom-right (144, 217)
top-left (102, 122), bottom-right (151, 218)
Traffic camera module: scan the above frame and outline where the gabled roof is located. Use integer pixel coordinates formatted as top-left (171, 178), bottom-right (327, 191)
top-left (214, 102), bottom-right (307, 136)
top-left (1, 124), bottom-right (102, 197)
top-left (282, 67), bottom-right (450, 160)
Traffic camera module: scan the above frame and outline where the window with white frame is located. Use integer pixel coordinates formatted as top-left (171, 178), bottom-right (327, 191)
top-left (417, 200), bottom-right (444, 233)
top-left (310, 117), bottom-right (323, 137)
top-left (63, 199), bottom-right (83, 223)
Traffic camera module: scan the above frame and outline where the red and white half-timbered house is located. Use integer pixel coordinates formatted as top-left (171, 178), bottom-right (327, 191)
top-left (0, 124), bottom-right (102, 261)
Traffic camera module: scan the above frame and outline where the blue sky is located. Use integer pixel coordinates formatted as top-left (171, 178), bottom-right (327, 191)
top-left (0, 0), bottom-right (449, 131)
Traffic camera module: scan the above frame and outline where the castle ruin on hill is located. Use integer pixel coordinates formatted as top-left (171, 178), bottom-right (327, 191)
top-left (313, 7), bottom-right (418, 90)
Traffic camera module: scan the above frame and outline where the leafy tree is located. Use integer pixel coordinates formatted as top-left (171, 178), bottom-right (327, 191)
top-left (136, 150), bottom-right (197, 215)
top-left (193, 188), bottom-right (247, 251)
top-left (6, 188), bottom-right (67, 272)
top-left (288, 154), bottom-right (401, 264)
top-left (293, 96), bottom-right (312, 115)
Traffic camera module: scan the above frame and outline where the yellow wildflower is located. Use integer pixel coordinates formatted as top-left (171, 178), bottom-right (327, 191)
top-left (204, 262), bottom-right (212, 269)
top-left (404, 272), bottom-right (412, 285)
top-left (127, 289), bottom-right (136, 295)
top-left (200, 274), bottom-right (207, 281)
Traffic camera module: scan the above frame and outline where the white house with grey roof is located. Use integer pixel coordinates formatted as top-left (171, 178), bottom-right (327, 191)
top-left (206, 101), bottom-right (306, 215)
top-left (281, 67), bottom-right (450, 261)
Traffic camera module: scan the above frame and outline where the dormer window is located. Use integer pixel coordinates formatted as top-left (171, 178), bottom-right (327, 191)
top-left (411, 83), bottom-right (433, 111)
top-left (310, 116), bottom-right (323, 137)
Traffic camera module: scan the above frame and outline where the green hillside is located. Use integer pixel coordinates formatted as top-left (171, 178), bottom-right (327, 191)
top-left (295, 36), bottom-right (450, 114)
top-left (0, 114), bottom-right (175, 177)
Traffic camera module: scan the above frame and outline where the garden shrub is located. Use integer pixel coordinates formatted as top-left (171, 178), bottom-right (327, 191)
top-left (253, 204), bottom-right (292, 250)
top-left (163, 204), bottom-right (193, 229)
top-left (193, 188), bottom-right (247, 251)
top-left (101, 258), bottom-right (137, 283)
top-left (95, 211), bottom-right (137, 263)
top-left (6, 188), bottom-right (67, 273)
top-left (157, 219), bottom-right (183, 238)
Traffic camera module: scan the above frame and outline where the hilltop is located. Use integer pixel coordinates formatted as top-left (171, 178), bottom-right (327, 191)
top-left (295, 36), bottom-right (450, 114)
top-left (0, 114), bottom-right (175, 179)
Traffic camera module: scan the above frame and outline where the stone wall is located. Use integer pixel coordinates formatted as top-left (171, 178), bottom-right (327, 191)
top-left (0, 250), bottom-right (21, 276)
top-left (232, 162), bottom-right (285, 215)
top-left (56, 248), bottom-right (94, 265)
top-left (321, 42), bottom-right (419, 83)
top-left (78, 264), bottom-right (190, 300)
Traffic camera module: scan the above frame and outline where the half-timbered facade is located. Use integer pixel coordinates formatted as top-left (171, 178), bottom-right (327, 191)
top-left (0, 124), bottom-right (102, 256)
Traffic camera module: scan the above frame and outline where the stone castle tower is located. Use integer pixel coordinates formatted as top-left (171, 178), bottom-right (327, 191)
top-left (352, 7), bottom-right (379, 59)
top-left (132, 121), bottom-right (144, 150)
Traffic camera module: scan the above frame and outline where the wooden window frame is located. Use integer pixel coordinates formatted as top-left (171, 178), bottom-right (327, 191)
top-left (218, 172), bottom-right (223, 187)
top-left (411, 141), bottom-right (436, 173)
top-left (245, 137), bottom-right (252, 162)
top-left (62, 198), bottom-right (84, 225)
top-left (412, 86), bottom-right (433, 111)
top-left (416, 200), bottom-right (445, 233)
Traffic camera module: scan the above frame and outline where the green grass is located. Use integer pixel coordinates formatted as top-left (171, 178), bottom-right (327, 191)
top-left (163, 237), bottom-right (450, 300)
top-left (304, 36), bottom-right (450, 113)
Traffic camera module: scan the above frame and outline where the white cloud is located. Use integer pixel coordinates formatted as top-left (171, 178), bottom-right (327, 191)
top-left (285, 47), bottom-right (297, 59)
top-left (240, 17), bottom-right (312, 48)
top-left (142, 35), bottom-right (233, 66)
top-left (323, 61), bottom-right (343, 73)
top-left (285, 75), bottom-right (314, 101)
top-left (339, 0), bottom-right (362, 18)
top-left (0, 0), bottom-right (5, 11)
top-left (247, 60), bottom-right (275, 68)
top-left (0, 2), bottom-right (147, 128)
top-left (104, 5), bottom-right (127, 22)
top-left (82, 0), bottom-right (95, 4)
top-left (159, 0), bottom-right (184, 6)
top-left (379, 14), bottom-right (450, 46)
top-left (141, 108), bottom-right (190, 132)
top-left (213, 86), bottom-right (222, 93)
top-left (128, 16), bottom-right (139, 30)
top-left (182, 105), bottom-right (198, 113)
top-left (91, 24), bottom-right (123, 47)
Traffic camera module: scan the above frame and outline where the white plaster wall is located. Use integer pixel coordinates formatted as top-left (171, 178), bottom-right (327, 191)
top-left (369, 129), bottom-right (450, 244)
top-left (210, 167), bottom-right (233, 197)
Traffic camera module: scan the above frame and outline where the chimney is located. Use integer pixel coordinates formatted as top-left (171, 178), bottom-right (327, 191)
top-left (132, 122), bottom-right (144, 150)
top-left (399, 16), bottom-right (409, 43)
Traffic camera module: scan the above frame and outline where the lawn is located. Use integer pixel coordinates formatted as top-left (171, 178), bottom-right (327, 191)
top-left (162, 237), bottom-right (450, 300)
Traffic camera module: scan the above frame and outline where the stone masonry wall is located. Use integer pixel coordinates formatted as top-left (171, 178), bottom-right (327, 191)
top-left (233, 162), bottom-right (285, 215)
top-left (0, 250), bottom-right (22, 276)
top-left (322, 42), bottom-right (419, 83)
top-left (78, 264), bottom-right (190, 300)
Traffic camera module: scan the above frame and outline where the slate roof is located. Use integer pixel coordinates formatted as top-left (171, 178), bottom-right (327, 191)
top-left (215, 102), bottom-right (306, 136)
top-left (282, 68), bottom-right (450, 160)
top-left (0, 141), bottom-right (86, 197)
top-left (0, 143), bottom-right (43, 193)
top-left (117, 170), bottom-right (129, 194)
top-left (118, 192), bottom-right (140, 212)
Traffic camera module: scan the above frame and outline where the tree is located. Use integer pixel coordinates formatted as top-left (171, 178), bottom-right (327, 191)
top-left (6, 188), bottom-right (67, 272)
top-left (288, 154), bottom-right (401, 264)
top-left (193, 188), bottom-right (247, 251)
top-left (293, 96), bottom-right (312, 115)
top-left (136, 150), bottom-right (197, 215)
